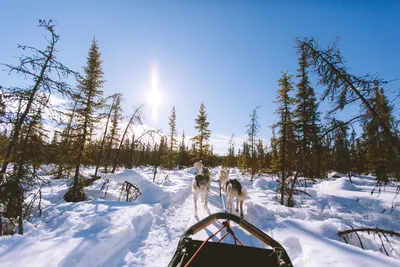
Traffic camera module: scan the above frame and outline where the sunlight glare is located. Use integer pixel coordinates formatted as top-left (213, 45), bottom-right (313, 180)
top-left (147, 64), bottom-right (162, 121)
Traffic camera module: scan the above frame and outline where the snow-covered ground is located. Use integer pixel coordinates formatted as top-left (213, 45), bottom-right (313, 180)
top-left (0, 167), bottom-right (399, 267)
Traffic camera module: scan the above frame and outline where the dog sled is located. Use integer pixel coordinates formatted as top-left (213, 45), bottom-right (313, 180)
top-left (168, 212), bottom-right (293, 267)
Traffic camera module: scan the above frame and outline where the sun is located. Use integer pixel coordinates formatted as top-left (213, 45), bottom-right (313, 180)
top-left (147, 65), bottom-right (162, 120)
top-left (148, 87), bottom-right (162, 110)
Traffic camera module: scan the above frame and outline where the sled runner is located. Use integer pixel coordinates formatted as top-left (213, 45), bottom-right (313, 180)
top-left (168, 212), bottom-right (293, 267)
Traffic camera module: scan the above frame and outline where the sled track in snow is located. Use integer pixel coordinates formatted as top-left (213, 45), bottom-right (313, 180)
top-left (126, 178), bottom-right (229, 267)
top-left (125, 183), bottom-right (195, 266)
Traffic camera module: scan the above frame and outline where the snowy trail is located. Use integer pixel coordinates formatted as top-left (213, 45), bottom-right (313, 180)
top-left (125, 189), bottom-right (195, 266)
top-left (126, 178), bottom-right (227, 266)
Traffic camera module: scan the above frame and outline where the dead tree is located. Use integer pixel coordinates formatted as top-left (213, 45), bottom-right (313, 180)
top-left (286, 171), bottom-right (299, 206)
top-left (296, 37), bottom-right (400, 162)
top-left (94, 94), bottom-right (119, 177)
top-left (117, 181), bottom-right (141, 202)
top-left (111, 104), bottom-right (143, 173)
top-left (338, 227), bottom-right (400, 256)
top-left (0, 19), bottom-right (78, 181)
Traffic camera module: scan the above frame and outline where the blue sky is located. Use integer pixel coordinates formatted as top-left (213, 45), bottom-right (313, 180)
top-left (1, 1), bottom-right (399, 154)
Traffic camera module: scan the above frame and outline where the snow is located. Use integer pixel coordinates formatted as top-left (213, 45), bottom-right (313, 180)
top-left (317, 177), bottom-right (361, 191)
top-left (0, 168), bottom-right (399, 267)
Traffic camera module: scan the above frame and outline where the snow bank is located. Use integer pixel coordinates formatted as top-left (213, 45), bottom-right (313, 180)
top-left (103, 169), bottom-right (191, 208)
top-left (317, 177), bottom-right (360, 191)
top-left (253, 177), bottom-right (278, 191)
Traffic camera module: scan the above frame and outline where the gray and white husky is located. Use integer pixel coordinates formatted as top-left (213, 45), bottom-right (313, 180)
top-left (225, 179), bottom-right (247, 218)
top-left (192, 166), bottom-right (211, 217)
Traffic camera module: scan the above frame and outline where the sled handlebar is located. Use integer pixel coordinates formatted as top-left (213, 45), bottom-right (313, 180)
top-left (184, 212), bottom-right (283, 249)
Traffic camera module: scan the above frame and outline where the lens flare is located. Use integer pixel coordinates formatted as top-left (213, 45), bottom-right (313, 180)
top-left (147, 64), bottom-right (162, 121)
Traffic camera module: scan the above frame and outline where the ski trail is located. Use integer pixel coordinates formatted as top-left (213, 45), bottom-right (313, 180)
top-left (125, 187), bottom-right (195, 266)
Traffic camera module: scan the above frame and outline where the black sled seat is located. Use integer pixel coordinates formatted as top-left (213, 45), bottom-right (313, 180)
top-left (168, 212), bottom-right (293, 267)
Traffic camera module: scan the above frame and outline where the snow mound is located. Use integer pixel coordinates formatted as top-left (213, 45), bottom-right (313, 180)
top-left (253, 177), bottom-right (278, 191)
top-left (318, 177), bottom-right (360, 192)
top-left (105, 170), bottom-right (190, 207)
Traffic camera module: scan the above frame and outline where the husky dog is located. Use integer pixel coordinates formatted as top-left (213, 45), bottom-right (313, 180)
top-left (193, 161), bottom-right (204, 174)
top-left (218, 167), bottom-right (229, 196)
top-left (192, 166), bottom-right (211, 217)
top-left (225, 179), bottom-right (247, 218)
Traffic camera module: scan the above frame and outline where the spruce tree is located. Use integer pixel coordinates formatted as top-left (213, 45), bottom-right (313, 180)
top-left (153, 136), bottom-right (167, 181)
top-left (272, 72), bottom-right (297, 206)
top-left (355, 138), bottom-right (366, 174)
top-left (296, 37), bottom-right (400, 184)
top-left (257, 139), bottom-right (266, 174)
top-left (246, 106), bottom-right (261, 181)
top-left (362, 85), bottom-right (399, 184)
top-left (237, 142), bottom-right (250, 174)
top-left (270, 127), bottom-right (279, 173)
top-left (331, 119), bottom-right (351, 175)
top-left (168, 106), bottom-right (177, 169)
top-left (178, 131), bottom-right (190, 168)
top-left (64, 38), bottom-right (104, 202)
top-left (225, 134), bottom-right (236, 168)
top-left (349, 129), bottom-right (357, 177)
top-left (191, 103), bottom-right (211, 163)
top-left (294, 51), bottom-right (321, 178)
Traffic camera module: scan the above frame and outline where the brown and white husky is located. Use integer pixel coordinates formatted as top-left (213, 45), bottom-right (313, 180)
top-left (193, 161), bottom-right (204, 174)
top-left (218, 167), bottom-right (229, 196)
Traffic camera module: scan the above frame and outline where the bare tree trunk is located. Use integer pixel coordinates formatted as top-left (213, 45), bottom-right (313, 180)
top-left (287, 171), bottom-right (299, 206)
top-left (17, 191), bottom-right (23, 235)
top-left (129, 133), bottom-right (135, 168)
top-left (153, 165), bottom-right (158, 182)
top-left (280, 126), bottom-right (287, 205)
top-left (39, 190), bottom-right (42, 217)
top-left (0, 210), bottom-right (2, 236)
top-left (94, 96), bottom-right (116, 177)
top-left (111, 104), bottom-right (143, 173)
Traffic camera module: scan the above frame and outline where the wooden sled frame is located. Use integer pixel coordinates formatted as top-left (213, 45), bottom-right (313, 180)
top-left (168, 212), bottom-right (293, 267)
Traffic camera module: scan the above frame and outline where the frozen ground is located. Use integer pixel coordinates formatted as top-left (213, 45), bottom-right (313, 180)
top-left (0, 167), bottom-right (399, 267)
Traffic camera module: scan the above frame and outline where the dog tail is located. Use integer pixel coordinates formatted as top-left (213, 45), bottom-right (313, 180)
top-left (238, 187), bottom-right (247, 201)
top-left (195, 176), bottom-right (201, 188)
top-left (226, 182), bottom-right (233, 194)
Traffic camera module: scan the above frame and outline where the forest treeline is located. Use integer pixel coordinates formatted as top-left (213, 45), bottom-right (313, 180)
top-left (0, 20), bottom-right (399, 234)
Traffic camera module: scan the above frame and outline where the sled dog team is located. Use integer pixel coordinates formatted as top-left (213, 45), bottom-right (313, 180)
top-left (192, 161), bottom-right (247, 218)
